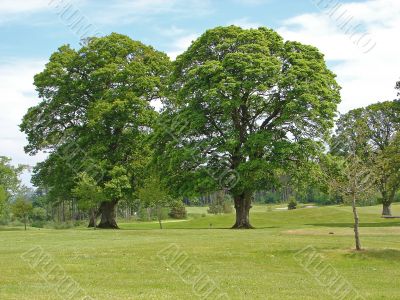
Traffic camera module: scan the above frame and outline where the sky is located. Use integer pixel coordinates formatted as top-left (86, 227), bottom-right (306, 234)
top-left (0, 0), bottom-right (399, 186)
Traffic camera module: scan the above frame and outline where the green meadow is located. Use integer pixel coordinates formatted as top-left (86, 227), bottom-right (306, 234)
top-left (1, 204), bottom-right (399, 299)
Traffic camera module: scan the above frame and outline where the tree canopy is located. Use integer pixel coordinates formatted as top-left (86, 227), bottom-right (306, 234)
top-left (20, 33), bottom-right (171, 228)
top-left (154, 26), bottom-right (341, 228)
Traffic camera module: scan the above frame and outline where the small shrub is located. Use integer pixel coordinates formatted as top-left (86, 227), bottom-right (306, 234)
top-left (208, 191), bottom-right (232, 214)
top-left (31, 207), bottom-right (47, 221)
top-left (169, 201), bottom-right (187, 219)
top-left (45, 221), bottom-right (75, 229)
top-left (223, 201), bottom-right (233, 214)
top-left (288, 197), bottom-right (297, 210)
top-left (207, 202), bottom-right (223, 214)
top-left (31, 220), bottom-right (45, 228)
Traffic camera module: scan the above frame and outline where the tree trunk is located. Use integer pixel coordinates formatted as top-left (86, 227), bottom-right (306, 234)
top-left (380, 190), bottom-right (393, 216)
top-left (157, 207), bottom-right (163, 229)
top-left (382, 203), bottom-right (392, 216)
top-left (352, 195), bottom-right (362, 251)
top-left (88, 208), bottom-right (97, 228)
top-left (231, 193), bottom-right (254, 229)
top-left (97, 200), bottom-right (119, 229)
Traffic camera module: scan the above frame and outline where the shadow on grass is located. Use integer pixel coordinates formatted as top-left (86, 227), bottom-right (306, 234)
top-left (0, 227), bottom-right (26, 231)
top-left (118, 226), bottom-right (278, 230)
top-left (345, 248), bottom-right (400, 260)
top-left (307, 222), bottom-right (400, 228)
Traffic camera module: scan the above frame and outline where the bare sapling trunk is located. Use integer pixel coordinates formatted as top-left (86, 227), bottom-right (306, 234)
top-left (157, 206), bottom-right (163, 229)
top-left (97, 200), bottom-right (119, 229)
top-left (352, 194), bottom-right (362, 251)
top-left (232, 193), bottom-right (254, 229)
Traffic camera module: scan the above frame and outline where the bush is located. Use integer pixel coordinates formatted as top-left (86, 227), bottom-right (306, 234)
top-left (223, 201), bottom-right (233, 214)
top-left (169, 201), bottom-right (187, 219)
top-left (45, 221), bottom-right (75, 229)
top-left (288, 197), bottom-right (297, 210)
top-left (208, 191), bottom-right (233, 214)
top-left (31, 220), bottom-right (45, 228)
top-left (31, 207), bottom-right (47, 221)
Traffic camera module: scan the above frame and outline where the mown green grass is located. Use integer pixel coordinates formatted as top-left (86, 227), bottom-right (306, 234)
top-left (1, 204), bottom-right (400, 299)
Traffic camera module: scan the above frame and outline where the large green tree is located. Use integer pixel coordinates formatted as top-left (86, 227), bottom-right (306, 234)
top-left (332, 101), bottom-right (400, 216)
top-left (154, 26), bottom-right (340, 228)
top-left (21, 33), bottom-right (171, 228)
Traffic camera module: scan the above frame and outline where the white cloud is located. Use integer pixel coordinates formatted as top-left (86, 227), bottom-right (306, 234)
top-left (0, 0), bottom-right (49, 14)
top-left (278, 0), bottom-right (400, 113)
top-left (167, 33), bottom-right (199, 60)
top-left (89, 0), bottom-right (213, 25)
top-left (0, 59), bottom-right (47, 186)
top-left (229, 17), bottom-right (262, 29)
top-left (0, 0), bottom-right (49, 23)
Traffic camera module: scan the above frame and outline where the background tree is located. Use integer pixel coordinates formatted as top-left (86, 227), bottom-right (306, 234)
top-left (332, 101), bottom-right (400, 215)
top-left (21, 33), bottom-right (171, 228)
top-left (154, 26), bottom-right (340, 228)
top-left (0, 156), bottom-right (25, 196)
top-left (12, 197), bottom-right (33, 230)
top-left (31, 152), bottom-right (76, 222)
top-left (374, 132), bottom-right (400, 215)
top-left (73, 172), bottom-right (106, 227)
top-left (0, 185), bottom-right (7, 218)
top-left (0, 156), bottom-right (26, 222)
top-left (138, 176), bottom-right (173, 229)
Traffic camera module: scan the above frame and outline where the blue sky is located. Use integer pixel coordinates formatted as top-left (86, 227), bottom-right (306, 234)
top-left (0, 0), bottom-right (399, 186)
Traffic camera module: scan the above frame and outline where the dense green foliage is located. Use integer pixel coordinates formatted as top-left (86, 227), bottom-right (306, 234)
top-left (154, 26), bottom-right (340, 228)
top-left (168, 200), bottom-right (187, 219)
top-left (20, 33), bottom-right (171, 228)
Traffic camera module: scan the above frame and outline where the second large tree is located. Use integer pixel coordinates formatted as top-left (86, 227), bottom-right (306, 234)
top-left (155, 26), bottom-right (340, 228)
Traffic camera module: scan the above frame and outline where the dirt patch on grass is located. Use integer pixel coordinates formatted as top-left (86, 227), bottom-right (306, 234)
top-left (284, 227), bottom-right (400, 236)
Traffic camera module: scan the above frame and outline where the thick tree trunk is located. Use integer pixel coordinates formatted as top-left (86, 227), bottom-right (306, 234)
top-left (382, 202), bottom-right (392, 216)
top-left (352, 195), bottom-right (362, 251)
top-left (231, 193), bottom-right (254, 229)
top-left (380, 190), bottom-right (393, 216)
top-left (97, 200), bottom-right (119, 229)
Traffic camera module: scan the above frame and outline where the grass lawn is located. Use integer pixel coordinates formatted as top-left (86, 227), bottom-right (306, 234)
top-left (1, 204), bottom-right (400, 299)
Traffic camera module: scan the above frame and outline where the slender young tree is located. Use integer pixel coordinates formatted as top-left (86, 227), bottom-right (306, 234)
top-left (12, 197), bottom-right (33, 231)
top-left (155, 26), bottom-right (340, 228)
top-left (325, 154), bottom-right (374, 251)
top-left (138, 176), bottom-right (173, 229)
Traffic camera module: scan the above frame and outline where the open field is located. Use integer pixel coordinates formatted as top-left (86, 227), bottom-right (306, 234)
top-left (1, 204), bottom-right (400, 299)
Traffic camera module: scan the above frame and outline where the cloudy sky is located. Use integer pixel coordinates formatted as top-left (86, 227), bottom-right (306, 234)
top-left (0, 0), bottom-right (399, 186)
